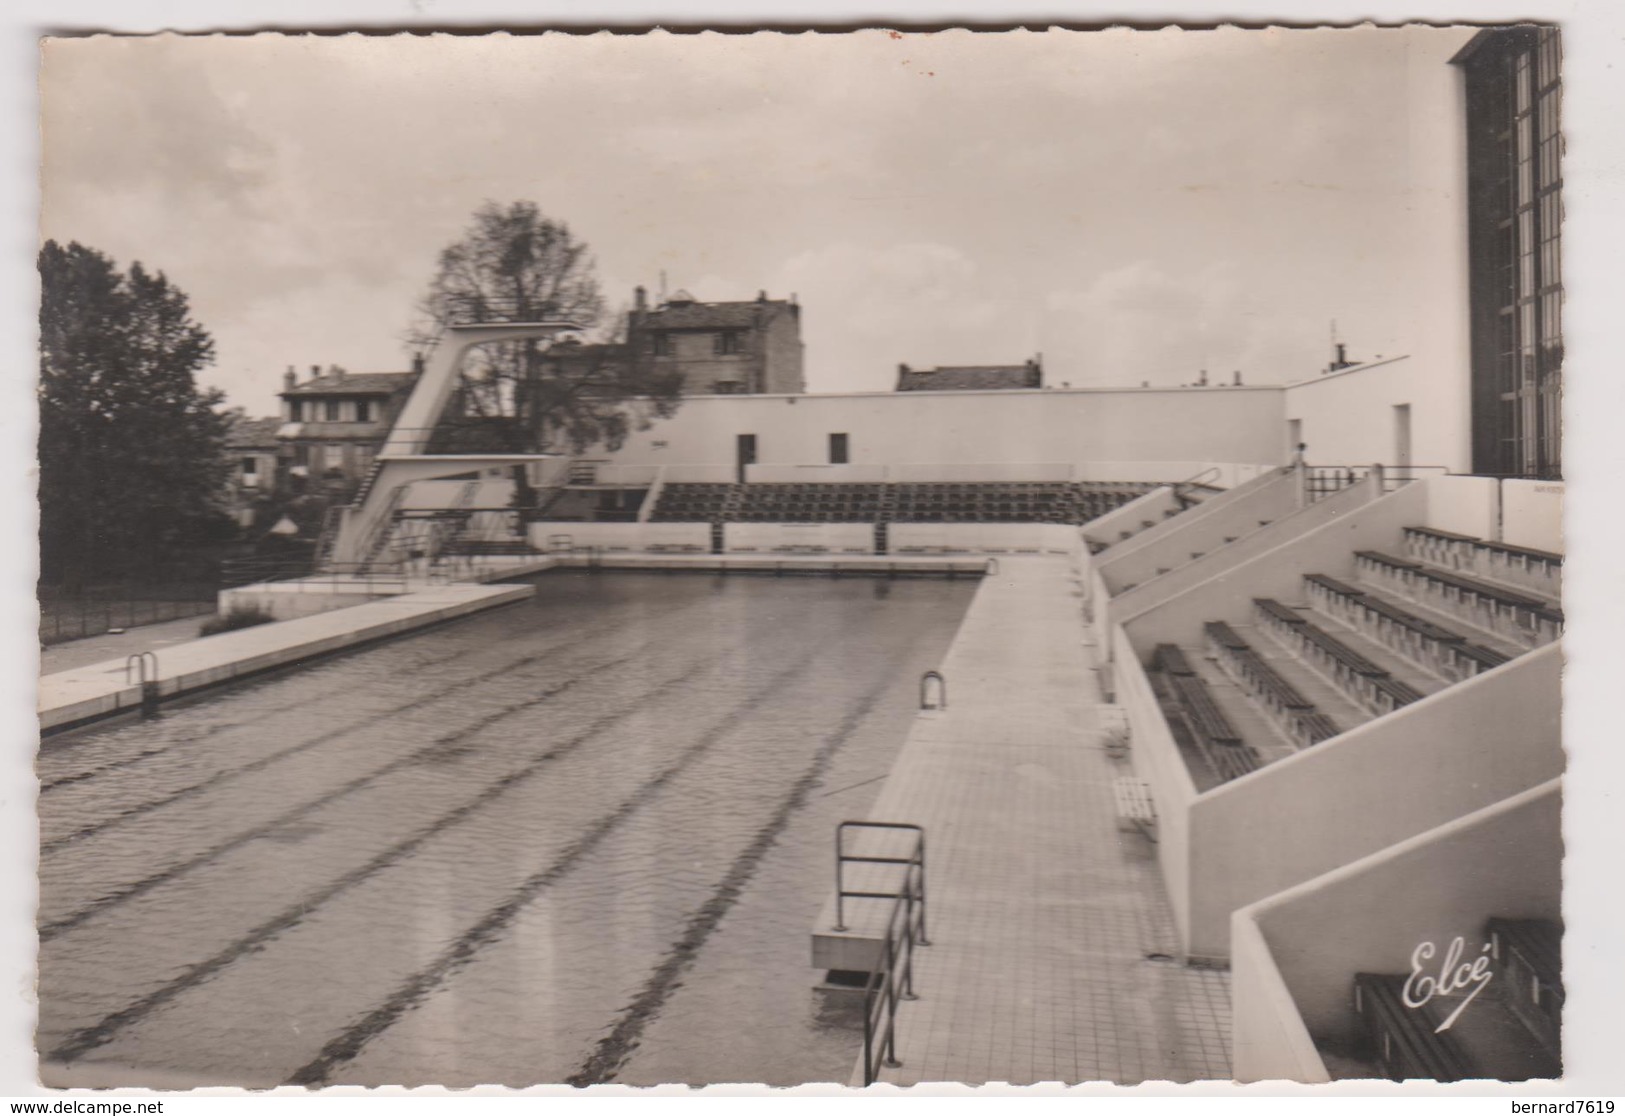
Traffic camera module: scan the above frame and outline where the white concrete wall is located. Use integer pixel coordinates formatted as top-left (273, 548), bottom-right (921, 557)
top-left (597, 388), bottom-right (1284, 473)
top-left (1233, 779), bottom-right (1561, 1075)
top-left (1120, 480), bottom-right (1425, 651)
top-left (723, 523), bottom-right (874, 553)
top-left (1082, 487), bottom-right (1179, 548)
top-left (1420, 473), bottom-right (1501, 541)
top-left (1502, 479), bottom-right (1564, 553)
top-left (1229, 916), bottom-right (1331, 1084)
top-left (219, 585), bottom-right (396, 620)
top-left (1097, 469), bottom-right (1303, 594)
top-left (1283, 357), bottom-right (1468, 474)
top-left (1113, 623), bottom-right (1200, 951)
top-left (1185, 643), bottom-right (1562, 959)
top-left (889, 523), bottom-right (1078, 554)
top-left (527, 522), bottom-right (712, 551)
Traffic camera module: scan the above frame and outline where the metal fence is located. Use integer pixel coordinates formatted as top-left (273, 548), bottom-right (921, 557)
top-left (39, 592), bottom-right (217, 645)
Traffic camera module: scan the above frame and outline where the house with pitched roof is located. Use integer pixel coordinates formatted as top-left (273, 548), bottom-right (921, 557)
top-left (278, 363), bottom-right (420, 493)
top-left (895, 358), bottom-right (1043, 392)
top-left (626, 287), bottom-right (805, 395)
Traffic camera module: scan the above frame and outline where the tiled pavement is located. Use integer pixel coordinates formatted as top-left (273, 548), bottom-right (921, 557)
top-left (844, 555), bottom-right (1232, 1085)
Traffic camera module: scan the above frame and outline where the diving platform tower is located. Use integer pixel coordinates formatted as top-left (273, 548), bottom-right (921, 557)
top-left (323, 312), bottom-right (582, 571)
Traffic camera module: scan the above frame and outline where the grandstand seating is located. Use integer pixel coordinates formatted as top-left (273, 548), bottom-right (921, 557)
top-left (1145, 530), bottom-right (1561, 788)
top-left (1348, 916), bottom-right (1562, 1081)
top-left (647, 480), bottom-right (1159, 525)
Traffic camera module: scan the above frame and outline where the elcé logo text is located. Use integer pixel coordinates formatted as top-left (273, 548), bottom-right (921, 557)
top-left (1401, 935), bottom-right (1494, 1033)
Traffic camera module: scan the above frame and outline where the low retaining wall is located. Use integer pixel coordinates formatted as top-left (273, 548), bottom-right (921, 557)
top-left (1232, 779), bottom-right (1562, 1080)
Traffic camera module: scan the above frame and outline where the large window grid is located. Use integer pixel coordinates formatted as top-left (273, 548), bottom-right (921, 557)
top-left (1489, 29), bottom-right (1563, 478)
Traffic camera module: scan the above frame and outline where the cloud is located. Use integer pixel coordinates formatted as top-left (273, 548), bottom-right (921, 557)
top-left (773, 242), bottom-right (1033, 392)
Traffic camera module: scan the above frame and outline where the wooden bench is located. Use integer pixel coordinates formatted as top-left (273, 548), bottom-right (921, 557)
top-left (1152, 643), bottom-right (1195, 676)
top-left (1294, 711), bottom-right (1342, 746)
top-left (1254, 598), bottom-right (1308, 626)
top-left (1203, 620), bottom-right (1250, 650)
top-left (1488, 917), bottom-right (1564, 1057)
top-left (1354, 972), bottom-right (1473, 1082)
top-left (1170, 674), bottom-right (1243, 747)
top-left (1371, 675), bottom-right (1425, 709)
top-left (1112, 777), bottom-right (1157, 839)
top-left (1206, 741), bottom-right (1262, 781)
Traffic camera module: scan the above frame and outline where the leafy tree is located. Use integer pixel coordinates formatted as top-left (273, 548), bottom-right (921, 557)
top-left (412, 200), bottom-right (683, 454)
top-left (38, 240), bottom-right (233, 588)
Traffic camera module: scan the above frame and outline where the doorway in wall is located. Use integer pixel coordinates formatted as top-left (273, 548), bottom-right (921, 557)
top-left (1287, 418), bottom-right (1303, 464)
top-left (829, 433), bottom-right (849, 465)
top-left (1393, 404), bottom-right (1413, 469)
top-left (736, 433), bottom-right (757, 483)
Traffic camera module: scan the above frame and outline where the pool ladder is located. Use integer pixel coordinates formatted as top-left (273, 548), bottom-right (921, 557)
top-left (125, 652), bottom-right (160, 717)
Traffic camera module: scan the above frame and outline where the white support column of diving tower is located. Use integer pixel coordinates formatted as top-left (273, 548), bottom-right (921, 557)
top-left (327, 320), bottom-right (581, 569)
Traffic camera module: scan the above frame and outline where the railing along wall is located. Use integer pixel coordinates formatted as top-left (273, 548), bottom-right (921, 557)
top-left (833, 821), bottom-right (929, 1086)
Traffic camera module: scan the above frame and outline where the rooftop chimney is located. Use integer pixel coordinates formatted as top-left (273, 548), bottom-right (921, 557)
top-left (1198, 369), bottom-right (1209, 386)
top-left (284, 365), bottom-right (297, 392)
top-left (1336, 342), bottom-right (1347, 366)
top-left (634, 285), bottom-right (647, 312)
top-left (1233, 370), bottom-right (1242, 386)
top-left (310, 364), bottom-right (322, 381)
top-left (757, 289), bottom-right (767, 302)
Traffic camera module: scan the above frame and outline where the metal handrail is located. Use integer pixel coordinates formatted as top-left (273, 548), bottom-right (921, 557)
top-left (124, 651), bottom-right (158, 685)
top-left (920, 670), bottom-right (946, 710)
top-left (1172, 464), bottom-right (1224, 505)
top-left (832, 822), bottom-right (929, 1086)
top-left (126, 652), bottom-right (161, 717)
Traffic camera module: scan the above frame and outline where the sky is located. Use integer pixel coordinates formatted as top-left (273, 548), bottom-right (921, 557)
top-left (39, 26), bottom-right (1475, 414)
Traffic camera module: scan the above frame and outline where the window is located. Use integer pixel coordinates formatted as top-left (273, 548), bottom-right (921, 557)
top-left (1462, 27), bottom-right (1562, 479)
top-left (829, 433), bottom-right (849, 464)
top-left (287, 399), bottom-right (302, 422)
top-left (356, 399), bottom-right (372, 423)
top-left (324, 399), bottom-right (341, 421)
top-left (241, 457), bottom-right (257, 476)
top-left (714, 330), bottom-right (744, 355)
top-left (652, 332), bottom-right (675, 357)
top-left (712, 381), bottom-right (742, 395)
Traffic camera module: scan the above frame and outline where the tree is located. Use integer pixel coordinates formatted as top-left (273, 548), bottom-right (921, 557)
top-left (38, 240), bottom-right (233, 588)
top-left (412, 200), bottom-right (683, 454)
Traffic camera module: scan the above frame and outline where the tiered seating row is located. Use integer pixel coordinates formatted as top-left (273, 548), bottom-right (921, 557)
top-left (649, 481), bottom-right (1157, 525)
top-left (1202, 622), bottom-right (1341, 748)
top-left (1305, 574), bottom-right (1512, 684)
top-left (1253, 599), bottom-right (1426, 721)
top-left (1488, 918), bottom-right (1563, 1060)
top-left (1354, 551), bottom-right (1562, 650)
top-left (1150, 644), bottom-right (1261, 783)
top-left (1353, 916), bottom-right (1562, 1082)
top-left (1403, 525), bottom-right (1562, 601)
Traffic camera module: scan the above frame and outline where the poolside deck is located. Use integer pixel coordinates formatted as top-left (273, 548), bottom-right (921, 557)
top-left (38, 583), bottom-right (533, 733)
top-left (821, 555), bottom-right (1232, 1086)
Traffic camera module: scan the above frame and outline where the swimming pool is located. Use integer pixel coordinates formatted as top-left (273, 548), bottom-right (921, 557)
top-left (37, 571), bottom-right (976, 1087)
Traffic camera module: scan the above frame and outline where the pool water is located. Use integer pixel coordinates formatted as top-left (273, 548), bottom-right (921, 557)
top-left (36, 571), bottom-right (976, 1088)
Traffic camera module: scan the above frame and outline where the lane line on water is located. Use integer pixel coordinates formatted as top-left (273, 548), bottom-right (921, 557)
top-left (281, 635), bottom-right (855, 1087)
top-left (42, 651), bottom-right (733, 1067)
top-left (36, 585), bottom-right (716, 801)
top-left (38, 649), bottom-right (644, 940)
top-left (38, 647), bottom-right (564, 856)
top-left (565, 661), bottom-right (904, 1086)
